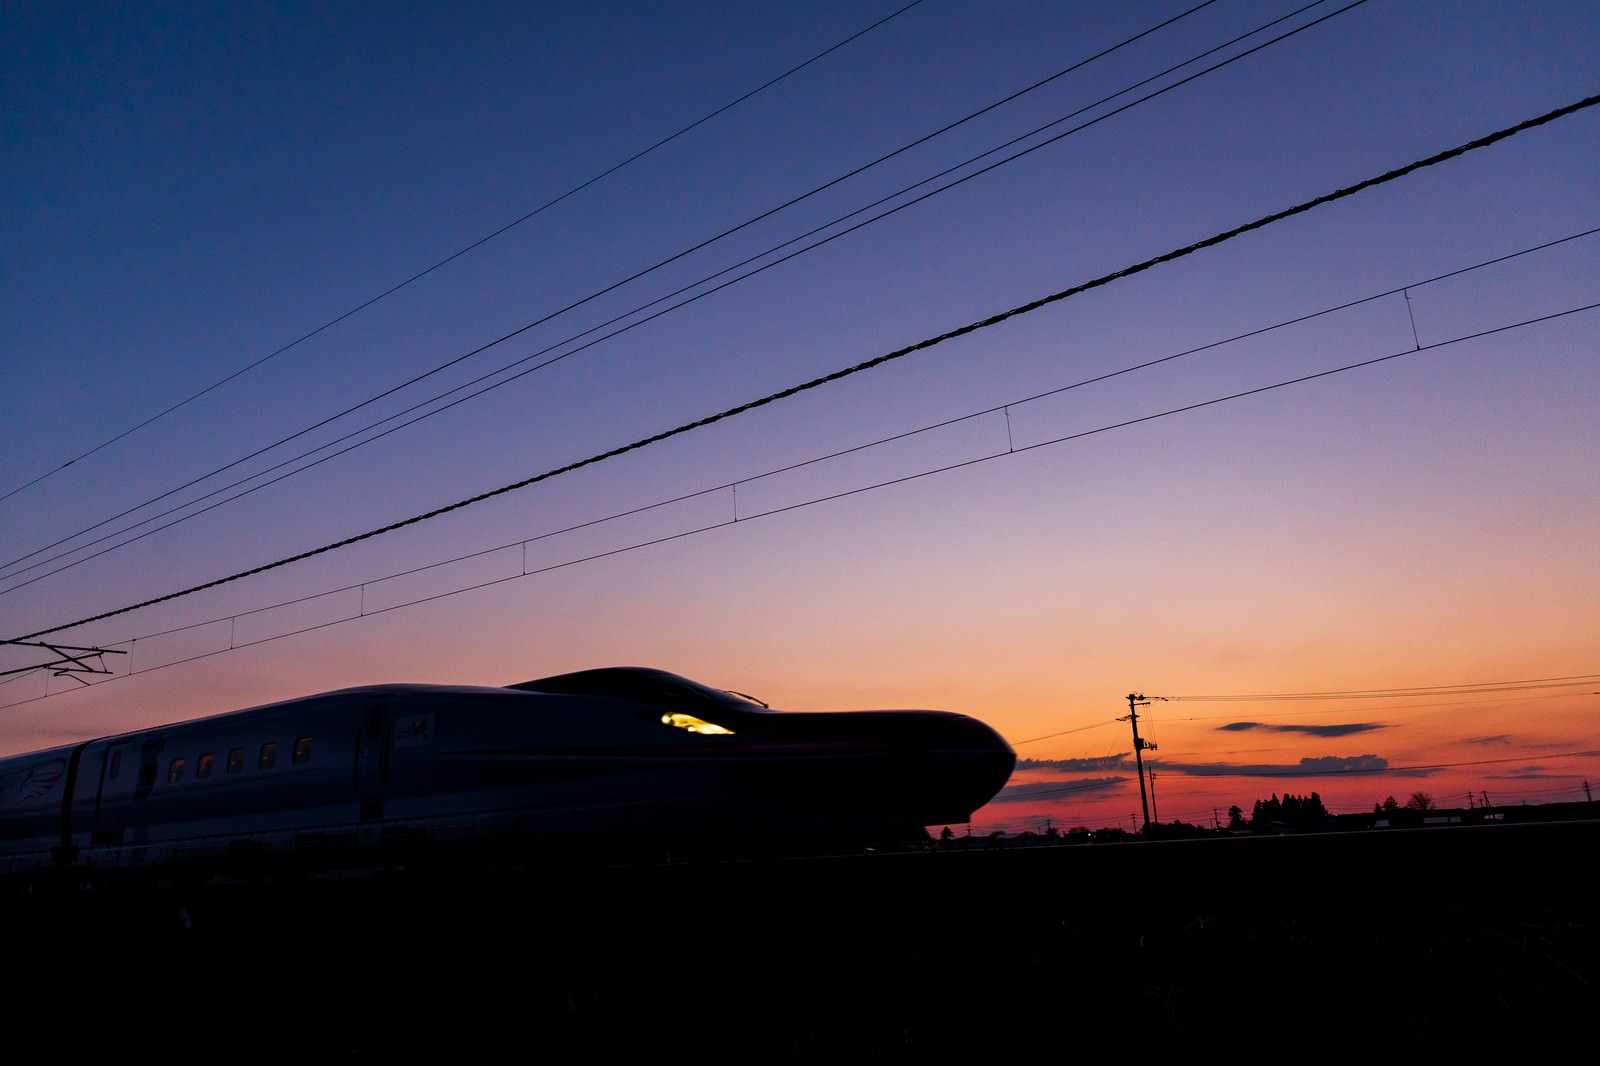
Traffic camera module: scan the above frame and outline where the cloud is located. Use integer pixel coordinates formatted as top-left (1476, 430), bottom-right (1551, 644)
top-left (1154, 754), bottom-right (1436, 779)
top-left (1485, 765), bottom-right (1581, 781)
top-left (1218, 721), bottom-right (1388, 738)
top-left (1016, 755), bottom-right (1132, 773)
top-left (991, 776), bottom-right (1129, 803)
top-left (1014, 751), bottom-right (1438, 782)
top-left (1463, 735), bottom-right (1514, 747)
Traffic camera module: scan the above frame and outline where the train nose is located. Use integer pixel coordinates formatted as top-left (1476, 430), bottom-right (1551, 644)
top-left (931, 711), bottom-right (1013, 758)
top-left (923, 712), bottom-right (1016, 816)
top-left (817, 709), bottom-right (1016, 824)
top-left (731, 706), bottom-right (1016, 826)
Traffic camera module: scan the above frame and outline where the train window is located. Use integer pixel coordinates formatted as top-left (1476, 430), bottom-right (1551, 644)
top-left (661, 712), bottom-right (734, 735)
top-left (292, 737), bottom-right (312, 764)
top-left (227, 748), bottom-right (245, 774)
top-left (108, 750), bottom-right (123, 780)
top-left (197, 753), bottom-right (215, 779)
top-left (259, 742), bottom-right (279, 770)
top-left (167, 758), bottom-right (186, 785)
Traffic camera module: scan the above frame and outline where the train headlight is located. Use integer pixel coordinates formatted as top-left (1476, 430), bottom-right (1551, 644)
top-left (661, 712), bottom-right (734, 735)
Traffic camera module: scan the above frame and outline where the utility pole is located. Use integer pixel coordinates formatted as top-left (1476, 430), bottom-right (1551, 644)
top-left (1119, 693), bottom-right (1158, 832)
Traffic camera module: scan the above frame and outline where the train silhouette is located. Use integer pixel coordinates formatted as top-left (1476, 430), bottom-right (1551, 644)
top-left (0, 667), bottom-right (1014, 876)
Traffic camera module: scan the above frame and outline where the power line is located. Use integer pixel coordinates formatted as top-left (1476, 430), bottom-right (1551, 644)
top-left (1, 0), bottom-right (1243, 582)
top-left (1191, 750), bottom-right (1600, 778)
top-left (3, 294), bottom-right (1590, 699)
top-left (1147, 688), bottom-right (1592, 723)
top-left (0, 0), bottom-right (932, 505)
top-left (997, 751), bottom-right (1600, 804)
top-left (19, 208), bottom-right (1589, 598)
top-left (1013, 722), bottom-right (1127, 746)
top-left (0, 0), bottom-right (1300, 584)
top-left (10, 90), bottom-right (1594, 644)
top-left (1159, 675), bottom-right (1600, 701)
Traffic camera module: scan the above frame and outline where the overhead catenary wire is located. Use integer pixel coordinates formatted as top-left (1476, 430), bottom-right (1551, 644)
top-left (9, 90), bottom-right (1596, 645)
top-left (0, 0), bottom-right (937, 506)
top-left (0, 0), bottom-right (1361, 595)
top-left (0, 0), bottom-right (1247, 581)
top-left (3, 294), bottom-right (1591, 700)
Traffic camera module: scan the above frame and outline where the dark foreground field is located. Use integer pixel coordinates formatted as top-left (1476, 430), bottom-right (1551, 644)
top-left (6, 821), bottom-right (1595, 1060)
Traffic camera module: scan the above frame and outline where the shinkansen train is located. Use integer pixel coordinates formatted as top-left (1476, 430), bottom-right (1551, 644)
top-left (0, 667), bottom-right (1015, 877)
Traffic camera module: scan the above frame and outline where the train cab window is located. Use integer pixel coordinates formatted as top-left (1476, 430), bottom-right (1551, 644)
top-left (292, 737), bottom-right (313, 765)
top-left (197, 753), bottom-right (215, 779)
top-left (108, 750), bottom-right (123, 780)
top-left (259, 742), bottom-right (279, 770)
top-left (167, 758), bottom-right (186, 785)
top-left (227, 748), bottom-right (245, 774)
top-left (661, 712), bottom-right (734, 735)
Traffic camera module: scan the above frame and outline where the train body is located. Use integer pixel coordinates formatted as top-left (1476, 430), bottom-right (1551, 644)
top-left (0, 667), bottom-right (1014, 875)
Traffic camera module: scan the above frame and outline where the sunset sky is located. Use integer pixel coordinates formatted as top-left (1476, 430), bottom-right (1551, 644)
top-left (3, 0), bottom-right (1596, 832)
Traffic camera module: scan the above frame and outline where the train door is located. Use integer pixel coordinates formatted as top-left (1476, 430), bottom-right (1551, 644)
top-left (356, 700), bottom-right (387, 821)
top-left (90, 739), bottom-right (139, 844)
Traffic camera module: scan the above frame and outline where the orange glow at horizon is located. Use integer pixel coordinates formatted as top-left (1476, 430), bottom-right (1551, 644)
top-left (951, 683), bottom-right (1600, 833)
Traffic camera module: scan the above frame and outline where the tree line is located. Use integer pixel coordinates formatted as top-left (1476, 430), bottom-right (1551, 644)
top-left (1225, 791), bottom-right (1435, 831)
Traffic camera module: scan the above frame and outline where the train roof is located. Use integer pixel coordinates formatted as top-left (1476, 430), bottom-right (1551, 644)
top-left (1, 668), bottom-right (766, 762)
top-left (508, 666), bottom-right (770, 711)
